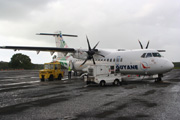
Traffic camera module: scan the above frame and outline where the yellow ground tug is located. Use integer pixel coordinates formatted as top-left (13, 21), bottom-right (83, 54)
top-left (39, 62), bottom-right (64, 81)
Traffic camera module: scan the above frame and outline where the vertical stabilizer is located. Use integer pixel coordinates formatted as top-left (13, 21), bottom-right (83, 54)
top-left (54, 31), bottom-right (68, 57)
top-left (36, 31), bottom-right (77, 58)
top-left (55, 31), bottom-right (68, 48)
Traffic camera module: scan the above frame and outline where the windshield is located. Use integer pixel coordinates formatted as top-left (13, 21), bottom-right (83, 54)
top-left (146, 53), bottom-right (152, 58)
top-left (141, 52), bottom-right (162, 58)
top-left (44, 64), bottom-right (54, 69)
top-left (141, 53), bottom-right (146, 58)
top-left (152, 53), bottom-right (161, 57)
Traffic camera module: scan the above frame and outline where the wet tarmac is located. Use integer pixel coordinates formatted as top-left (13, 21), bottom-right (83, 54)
top-left (0, 69), bottom-right (180, 120)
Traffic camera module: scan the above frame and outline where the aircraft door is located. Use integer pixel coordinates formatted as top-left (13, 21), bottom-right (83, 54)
top-left (115, 56), bottom-right (121, 72)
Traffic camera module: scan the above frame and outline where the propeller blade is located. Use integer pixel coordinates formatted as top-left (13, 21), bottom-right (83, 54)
top-left (95, 53), bottom-right (105, 57)
top-left (92, 57), bottom-right (96, 65)
top-left (146, 40), bottom-right (150, 49)
top-left (80, 59), bottom-right (88, 66)
top-left (86, 36), bottom-right (91, 51)
top-left (93, 41), bottom-right (100, 50)
top-left (138, 40), bottom-right (143, 49)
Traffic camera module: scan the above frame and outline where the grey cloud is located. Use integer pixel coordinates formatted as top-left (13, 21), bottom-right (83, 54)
top-left (0, 0), bottom-right (180, 63)
top-left (0, 0), bottom-right (57, 20)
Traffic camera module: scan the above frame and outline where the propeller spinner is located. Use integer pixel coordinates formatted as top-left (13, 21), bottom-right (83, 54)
top-left (80, 36), bottom-right (105, 66)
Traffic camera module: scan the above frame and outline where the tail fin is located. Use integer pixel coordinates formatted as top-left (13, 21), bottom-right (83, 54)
top-left (36, 31), bottom-right (77, 57)
top-left (54, 31), bottom-right (68, 48)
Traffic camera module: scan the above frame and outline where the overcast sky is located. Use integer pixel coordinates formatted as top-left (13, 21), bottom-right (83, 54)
top-left (0, 0), bottom-right (180, 64)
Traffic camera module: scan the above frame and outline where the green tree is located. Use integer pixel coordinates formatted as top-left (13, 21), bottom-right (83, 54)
top-left (9, 53), bottom-right (32, 69)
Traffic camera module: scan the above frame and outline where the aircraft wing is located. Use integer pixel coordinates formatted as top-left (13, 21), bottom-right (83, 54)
top-left (0, 46), bottom-right (76, 54)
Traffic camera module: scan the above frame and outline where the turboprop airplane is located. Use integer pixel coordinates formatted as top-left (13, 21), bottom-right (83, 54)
top-left (0, 31), bottom-right (174, 82)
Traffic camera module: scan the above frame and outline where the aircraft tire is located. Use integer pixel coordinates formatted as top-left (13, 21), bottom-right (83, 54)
top-left (155, 77), bottom-right (162, 83)
top-left (100, 80), bottom-right (106, 87)
top-left (86, 81), bottom-right (90, 85)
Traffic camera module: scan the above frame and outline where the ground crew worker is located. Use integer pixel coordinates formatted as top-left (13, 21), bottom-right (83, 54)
top-left (68, 66), bottom-right (72, 79)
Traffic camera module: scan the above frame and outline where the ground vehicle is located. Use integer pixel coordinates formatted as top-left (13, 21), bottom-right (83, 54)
top-left (84, 65), bottom-right (122, 86)
top-left (39, 62), bottom-right (64, 81)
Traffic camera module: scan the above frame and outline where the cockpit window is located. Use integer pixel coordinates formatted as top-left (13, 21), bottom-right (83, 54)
top-left (146, 53), bottom-right (152, 58)
top-left (141, 53), bottom-right (146, 58)
top-left (152, 53), bottom-right (161, 57)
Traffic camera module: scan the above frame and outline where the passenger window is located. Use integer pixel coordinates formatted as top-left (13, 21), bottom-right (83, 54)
top-left (110, 59), bottom-right (112, 62)
top-left (113, 58), bottom-right (115, 62)
top-left (146, 53), bottom-right (152, 58)
top-left (107, 59), bottom-right (109, 62)
top-left (141, 53), bottom-right (146, 58)
top-left (116, 58), bottom-right (120, 62)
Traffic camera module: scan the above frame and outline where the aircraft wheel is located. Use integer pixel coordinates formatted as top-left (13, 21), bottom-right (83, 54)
top-left (86, 81), bottom-right (90, 85)
top-left (155, 77), bottom-right (162, 83)
top-left (100, 80), bottom-right (106, 87)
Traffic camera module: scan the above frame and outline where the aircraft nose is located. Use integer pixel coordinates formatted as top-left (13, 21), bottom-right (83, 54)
top-left (164, 60), bottom-right (174, 72)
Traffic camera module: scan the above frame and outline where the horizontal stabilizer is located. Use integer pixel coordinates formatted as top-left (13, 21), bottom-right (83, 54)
top-left (36, 33), bottom-right (78, 37)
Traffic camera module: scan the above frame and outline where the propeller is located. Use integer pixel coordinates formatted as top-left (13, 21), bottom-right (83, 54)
top-left (80, 36), bottom-right (105, 66)
top-left (145, 40), bottom-right (150, 49)
top-left (138, 40), bottom-right (143, 49)
top-left (138, 40), bottom-right (150, 49)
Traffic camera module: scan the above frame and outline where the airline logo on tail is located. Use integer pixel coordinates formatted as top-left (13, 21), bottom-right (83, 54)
top-left (58, 32), bottom-right (68, 48)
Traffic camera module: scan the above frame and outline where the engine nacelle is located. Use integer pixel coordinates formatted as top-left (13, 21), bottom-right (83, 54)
top-left (72, 49), bottom-right (87, 60)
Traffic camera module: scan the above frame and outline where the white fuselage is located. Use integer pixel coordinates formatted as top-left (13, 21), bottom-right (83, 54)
top-left (61, 49), bottom-right (174, 75)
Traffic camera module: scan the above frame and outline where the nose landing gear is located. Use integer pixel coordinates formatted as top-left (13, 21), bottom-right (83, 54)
top-left (155, 74), bottom-right (163, 82)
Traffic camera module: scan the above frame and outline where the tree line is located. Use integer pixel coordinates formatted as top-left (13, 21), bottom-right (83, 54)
top-left (0, 53), bottom-right (43, 70)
